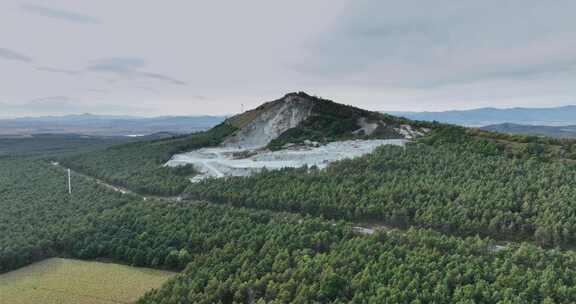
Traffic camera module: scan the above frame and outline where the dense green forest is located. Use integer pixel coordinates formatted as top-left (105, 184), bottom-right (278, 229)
top-left (141, 229), bottom-right (576, 304)
top-left (0, 156), bottom-right (343, 274)
top-left (59, 123), bottom-right (237, 196)
top-left (0, 157), bottom-right (135, 272)
top-left (186, 126), bottom-right (576, 247)
top-left (7, 157), bottom-right (576, 302)
top-left (8, 108), bottom-right (576, 302)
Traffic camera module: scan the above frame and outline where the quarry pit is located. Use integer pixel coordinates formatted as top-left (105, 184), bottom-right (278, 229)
top-left (165, 139), bottom-right (407, 182)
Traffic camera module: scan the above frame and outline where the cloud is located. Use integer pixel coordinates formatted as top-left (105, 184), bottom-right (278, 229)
top-left (294, 0), bottom-right (576, 87)
top-left (0, 48), bottom-right (33, 62)
top-left (36, 67), bottom-right (80, 75)
top-left (38, 57), bottom-right (187, 85)
top-left (20, 4), bottom-right (100, 24)
top-left (135, 72), bottom-right (187, 85)
top-left (86, 57), bottom-right (147, 72)
top-left (86, 57), bottom-right (187, 85)
top-left (86, 89), bottom-right (108, 94)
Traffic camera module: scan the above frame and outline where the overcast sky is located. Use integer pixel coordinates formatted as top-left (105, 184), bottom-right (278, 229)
top-left (1, 0), bottom-right (575, 117)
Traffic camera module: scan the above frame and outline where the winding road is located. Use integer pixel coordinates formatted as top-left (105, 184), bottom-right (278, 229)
top-left (50, 162), bottom-right (182, 202)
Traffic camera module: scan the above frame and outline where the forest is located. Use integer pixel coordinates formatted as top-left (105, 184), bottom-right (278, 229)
top-left (186, 126), bottom-right (576, 247)
top-left (8, 117), bottom-right (576, 302)
top-left (59, 122), bottom-right (237, 196)
top-left (0, 156), bottom-right (344, 274)
top-left (0, 156), bottom-right (134, 272)
top-left (6, 157), bottom-right (576, 303)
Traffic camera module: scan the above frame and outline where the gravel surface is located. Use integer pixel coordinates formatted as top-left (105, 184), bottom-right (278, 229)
top-left (166, 139), bottom-right (407, 182)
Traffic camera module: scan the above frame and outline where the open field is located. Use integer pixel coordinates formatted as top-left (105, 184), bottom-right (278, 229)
top-left (0, 258), bottom-right (175, 304)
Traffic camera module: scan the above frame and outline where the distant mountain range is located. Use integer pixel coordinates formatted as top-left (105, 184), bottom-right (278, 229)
top-left (6, 105), bottom-right (576, 138)
top-left (388, 105), bottom-right (576, 127)
top-left (0, 114), bottom-right (226, 136)
top-left (0, 133), bottom-right (178, 157)
top-left (481, 123), bottom-right (576, 139)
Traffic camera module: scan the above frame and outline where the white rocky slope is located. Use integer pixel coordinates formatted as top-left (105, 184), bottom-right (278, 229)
top-left (223, 94), bottom-right (314, 148)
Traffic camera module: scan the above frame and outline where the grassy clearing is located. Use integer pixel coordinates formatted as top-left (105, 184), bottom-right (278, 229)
top-left (0, 258), bottom-right (175, 304)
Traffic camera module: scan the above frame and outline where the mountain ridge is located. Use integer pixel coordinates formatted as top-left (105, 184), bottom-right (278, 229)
top-left (482, 123), bottom-right (576, 139)
top-left (389, 105), bottom-right (576, 126)
top-left (0, 114), bottom-right (226, 136)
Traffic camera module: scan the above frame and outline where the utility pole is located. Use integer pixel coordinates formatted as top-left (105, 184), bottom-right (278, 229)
top-left (68, 168), bottom-right (72, 195)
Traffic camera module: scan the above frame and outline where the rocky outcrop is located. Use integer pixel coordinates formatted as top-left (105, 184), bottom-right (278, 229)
top-left (223, 94), bottom-right (315, 148)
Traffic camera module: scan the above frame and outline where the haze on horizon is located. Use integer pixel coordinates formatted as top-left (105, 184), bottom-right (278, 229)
top-left (1, 0), bottom-right (575, 118)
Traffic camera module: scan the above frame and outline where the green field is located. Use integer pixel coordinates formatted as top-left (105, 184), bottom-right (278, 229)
top-left (0, 258), bottom-right (175, 304)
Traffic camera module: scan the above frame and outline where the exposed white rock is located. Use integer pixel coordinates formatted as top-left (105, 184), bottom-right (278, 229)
top-left (354, 117), bottom-right (379, 136)
top-left (223, 95), bottom-right (314, 149)
top-left (166, 139), bottom-right (407, 182)
top-left (395, 124), bottom-right (427, 139)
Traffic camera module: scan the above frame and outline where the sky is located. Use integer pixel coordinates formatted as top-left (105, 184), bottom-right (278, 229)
top-left (1, 0), bottom-right (575, 117)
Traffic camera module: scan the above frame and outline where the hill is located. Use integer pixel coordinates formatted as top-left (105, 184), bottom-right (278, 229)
top-left (390, 105), bottom-right (576, 126)
top-left (482, 123), bottom-right (576, 138)
top-left (62, 92), bottom-right (431, 193)
top-left (166, 92), bottom-right (432, 181)
top-left (225, 92), bottom-right (428, 150)
top-left (61, 92), bottom-right (576, 198)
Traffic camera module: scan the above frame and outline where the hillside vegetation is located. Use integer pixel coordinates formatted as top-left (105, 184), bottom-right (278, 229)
top-left (60, 123), bottom-right (237, 195)
top-left (6, 158), bottom-right (576, 303)
top-left (186, 125), bottom-right (576, 247)
top-left (141, 229), bottom-right (576, 304)
top-left (0, 156), bottom-right (343, 275)
top-left (14, 94), bottom-right (576, 302)
top-left (0, 157), bottom-right (134, 272)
